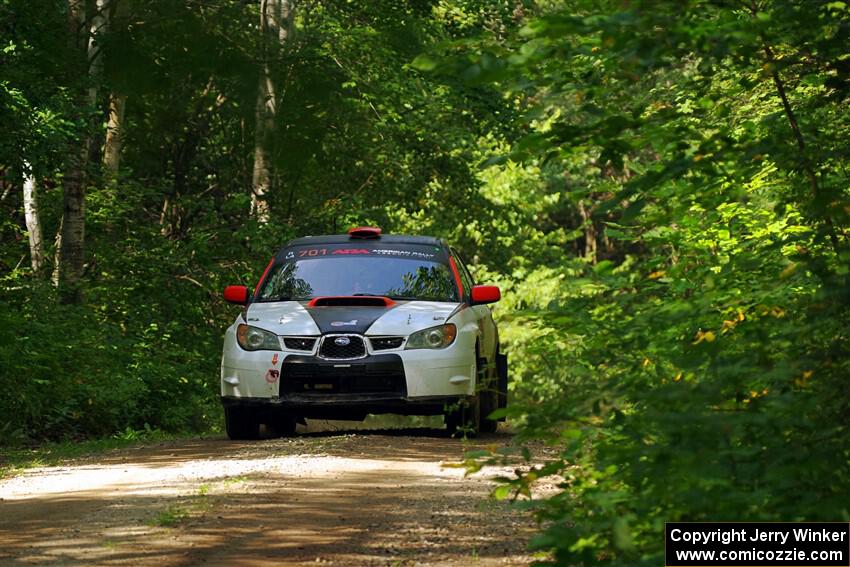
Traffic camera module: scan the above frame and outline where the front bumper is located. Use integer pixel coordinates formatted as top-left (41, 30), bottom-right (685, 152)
top-left (221, 330), bottom-right (477, 401)
top-left (280, 353), bottom-right (407, 397)
top-left (222, 352), bottom-right (468, 419)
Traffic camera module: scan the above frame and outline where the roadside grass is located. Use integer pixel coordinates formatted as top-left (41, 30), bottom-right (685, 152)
top-left (150, 481), bottom-right (218, 528)
top-left (151, 504), bottom-right (190, 528)
top-left (0, 429), bottom-right (219, 479)
top-left (221, 475), bottom-right (248, 486)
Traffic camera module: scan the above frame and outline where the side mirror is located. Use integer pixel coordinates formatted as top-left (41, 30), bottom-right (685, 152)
top-left (470, 285), bottom-right (501, 305)
top-left (223, 285), bottom-right (250, 305)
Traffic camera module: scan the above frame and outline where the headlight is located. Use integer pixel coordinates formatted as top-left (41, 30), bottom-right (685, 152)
top-left (405, 323), bottom-right (457, 350)
top-left (236, 324), bottom-right (281, 351)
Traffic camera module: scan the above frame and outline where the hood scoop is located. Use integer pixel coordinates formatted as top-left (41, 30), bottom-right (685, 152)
top-left (307, 296), bottom-right (396, 308)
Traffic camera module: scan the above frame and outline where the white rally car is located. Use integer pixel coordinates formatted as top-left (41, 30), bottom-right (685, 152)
top-left (220, 227), bottom-right (508, 439)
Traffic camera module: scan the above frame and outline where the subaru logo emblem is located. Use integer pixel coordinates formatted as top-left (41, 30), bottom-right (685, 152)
top-left (334, 336), bottom-right (351, 346)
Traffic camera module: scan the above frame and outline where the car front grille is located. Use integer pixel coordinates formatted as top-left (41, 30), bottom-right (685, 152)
top-left (284, 337), bottom-right (317, 351)
top-left (370, 336), bottom-right (404, 351)
top-left (280, 354), bottom-right (406, 395)
top-left (318, 335), bottom-right (366, 360)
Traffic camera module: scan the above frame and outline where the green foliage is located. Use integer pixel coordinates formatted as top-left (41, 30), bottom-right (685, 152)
top-left (3, 1), bottom-right (850, 564)
top-left (150, 504), bottom-right (189, 528)
top-left (432, 0), bottom-right (850, 564)
top-left (0, 275), bottom-right (219, 442)
top-left (0, 429), bottom-right (181, 478)
top-left (0, 0), bottom-right (509, 444)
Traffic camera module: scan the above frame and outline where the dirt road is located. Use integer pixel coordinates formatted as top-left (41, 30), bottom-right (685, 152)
top-left (0, 423), bottom-right (542, 566)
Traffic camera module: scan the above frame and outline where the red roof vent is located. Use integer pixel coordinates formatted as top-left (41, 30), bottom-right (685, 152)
top-left (348, 226), bottom-right (382, 239)
top-left (307, 296), bottom-right (395, 307)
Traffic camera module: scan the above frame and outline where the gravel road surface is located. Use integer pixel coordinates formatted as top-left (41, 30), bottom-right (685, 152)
top-left (0, 422), bottom-right (542, 566)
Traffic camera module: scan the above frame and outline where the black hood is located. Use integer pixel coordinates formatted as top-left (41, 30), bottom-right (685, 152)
top-left (301, 299), bottom-right (400, 334)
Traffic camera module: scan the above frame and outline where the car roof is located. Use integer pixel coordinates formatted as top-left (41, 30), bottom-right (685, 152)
top-left (284, 234), bottom-right (445, 247)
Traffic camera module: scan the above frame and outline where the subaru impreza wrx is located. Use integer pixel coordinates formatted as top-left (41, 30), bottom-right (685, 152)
top-left (220, 227), bottom-right (507, 439)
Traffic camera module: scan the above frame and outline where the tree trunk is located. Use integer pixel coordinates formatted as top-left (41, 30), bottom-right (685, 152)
top-left (0, 168), bottom-right (11, 203)
top-left (57, 0), bottom-right (110, 303)
top-left (57, 0), bottom-right (88, 304)
top-left (103, 93), bottom-right (126, 176)
top-left (58, 146), bottom-right (87, 304)
top-left (160, 83), bottom-right (224, 239)
top-left (87, 0), bottom-right (107, 106)
top-left (22, 163), bottom-right (45, 276)
top-left (103, 0), bottom-right (127, 177)
top-left (251, 82), bottom-right (273, 222)
top-left (748, 1), bottom-right (840, 252)
top-left (86, 0), bottom-right (109, 171)
top-left (578, 199), bottom-right (598, 264)
top-left (251, 0), bottom-right (294, 222)
top-left (51, 221), bottom-right (62, 287)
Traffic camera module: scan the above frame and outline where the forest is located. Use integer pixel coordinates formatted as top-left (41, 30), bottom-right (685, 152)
top-left (2, 0), bottom-right (849, 564)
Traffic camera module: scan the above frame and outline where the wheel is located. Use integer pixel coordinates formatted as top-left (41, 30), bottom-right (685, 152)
top-left (479, 394), bottom-right (499, 433)
top-left (496, 351), bottom-right (508, 417)
top-left (445, 348), bottom-right (482, 437)
top-left (265, 413), bottom-right (298, 438)
top-left (478, 352), bottom-right (499, 434)
top-left (224, 406), bottom-right (260, 440)
top-left (445, 395), bottom-right (480, 438)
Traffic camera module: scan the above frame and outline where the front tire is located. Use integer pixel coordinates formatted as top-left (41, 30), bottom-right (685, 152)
top-left (446, 348), bottom-right (483, 437)
top-left (445, 395), bottom-right (480, 438)
top-left (477, 349), bottom-right (500, 434)
top-left (265, 413), bottom-right (298, 438)
top-left (225, 406), bottom-right (260, 440)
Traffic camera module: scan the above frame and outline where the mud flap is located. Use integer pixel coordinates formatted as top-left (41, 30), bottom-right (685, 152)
top-left (496, 352), bottom-right (508, 419)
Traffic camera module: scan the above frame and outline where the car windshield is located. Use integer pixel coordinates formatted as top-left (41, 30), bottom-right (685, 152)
top-left (256, 257), bottom-right (459, 302)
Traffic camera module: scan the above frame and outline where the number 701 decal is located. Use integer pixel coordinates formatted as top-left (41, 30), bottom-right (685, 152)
top-left (298, 248), bottom-right (327, 257)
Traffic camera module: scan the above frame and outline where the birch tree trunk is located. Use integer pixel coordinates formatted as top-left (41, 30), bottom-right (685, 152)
top-left (57, 0), bottom-right (108, 303)
top-left (103, 93), bottom-right (126, 176)
top-left (103, 0), bottom-right (127, 177)
top-left (51, 221), bottom-right (62, 287)
top-left (87, 0), bottom-right (107, 108)
top-left (578, 199), bottom-right (598, 265)
top-left (251, 0), bottom-right (294, 222)
top-left (22, 164), bottom-right (45, 276)
top-left (57, 0), bottom-right (88, 303)
top-left (58, 141), bottom-right (87, 303)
